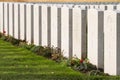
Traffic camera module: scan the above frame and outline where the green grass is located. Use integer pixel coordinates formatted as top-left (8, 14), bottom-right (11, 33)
top-left (0, 39), bottom-right (120, 80)
top-left (0, 39), bottom-right (82, 80)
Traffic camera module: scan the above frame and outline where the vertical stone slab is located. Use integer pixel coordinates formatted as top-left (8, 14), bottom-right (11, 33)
top-left (9, 3), bottom-right (13, 36)
top-left (51, 5), bottom-right (58, 47)
top-left (104, 10), bottom-right (120, 75)
top-left (14, 3), bottom-right (19, 39)
top-left (88, 9), bottom-right (104, 69)
top-left (41, 5), bottom-right (48, 46)
top-left (7, 3), bottom-right (9, 35)
top-left (4, 3), bottom-right (8, 35)
top-left (33, 4), bottom-right (39, 45)
top-left (26, 4), bottom-right (32, 44)
top-left (72, 7), bottom-right (87, 59)
top-left (0, 2), bottom-right (3, 33)
top-left (61, 5), bottom-right (69, 58)
top-left (20, 3), bottom-right (25, 40)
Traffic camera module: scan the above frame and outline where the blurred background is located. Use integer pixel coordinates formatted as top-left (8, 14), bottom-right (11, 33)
top-left (1, 0), bottom-right (120, 2)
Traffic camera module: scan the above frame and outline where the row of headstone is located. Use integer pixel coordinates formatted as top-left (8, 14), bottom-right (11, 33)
top-left (0, 2), bottom-right (120, 75)
top-left (88, 9), bottom-right (120, 75)
top-left (0, 2), bottom-right (87, 59)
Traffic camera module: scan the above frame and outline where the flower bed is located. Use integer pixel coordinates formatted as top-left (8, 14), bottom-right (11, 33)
top-left (0, 32), bottom-right (109, 76)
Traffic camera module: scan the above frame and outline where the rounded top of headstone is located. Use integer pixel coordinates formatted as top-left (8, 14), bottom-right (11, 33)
top-left (56, 4), bottom-right (63, 8)
top-left (67, 5), bottom-right (74, 8)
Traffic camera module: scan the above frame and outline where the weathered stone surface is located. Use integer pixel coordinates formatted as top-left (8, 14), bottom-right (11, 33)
top-left (4, 3), bottom-right (8, 35)
top-left (104, 10), bottom-right (120, 75)
top-left (9, 3), bottom-right (13, 36)
top-left (26, 4), bottom-right (33, 44)
top-left (33, 4), bottom-right (40, 45)
top-left (72, 6), bottom-right (87, 59)
top-left (0, 2), bottom-right (3, 33)
top-left (20, 3), bottom-right (26, 40)
top-left (41, 5), bottom-right (48, 46)
top-left (88, 9), bottom-right (104, 69)
top-left (14, 3), bottom-right (19, 39)
top-left (61, 5), bottom-right (69, 58)
top-left (51, 5), bottom-right (58, 47)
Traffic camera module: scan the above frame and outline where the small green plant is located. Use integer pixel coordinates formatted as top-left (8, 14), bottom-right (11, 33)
top-left (0, 35), bottom-right (8, 41)
top-left (10, 38), bottom-right (21, 46)
top-left (30, 46), bottom-right (44, 54)
top-left (0, 32), bottom-right (109, 76)
top-left (66, 57), bottom-right (107, 76)
top-left (88, 70), bottom-right (109, 76)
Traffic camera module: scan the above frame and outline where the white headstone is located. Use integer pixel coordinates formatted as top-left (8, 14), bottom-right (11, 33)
top-left (72, 7), bottom-right (87, 59)
top-left (14, 3), bottom-right (19, 39)
top-left (0, 2), bottom-right (3, 33)
top-left (104, 10), bottom-right (120, 75)
top-left (88, 9), bottom-right (104, 69)
top-left (20, 3), bottom-right (25, 40)
top-left (61, 6), bottom-right (69, 58)
top-left (41, 5), bottom-right (48, 46)
top-left (26, 4), bottom-right (32, 44)
top-left (51, 6), bottom-right (58, 47)
top-left (9, 3), bottom-right (13, 36)
top-left (33, 4), bottom-right (39, 45)
top-left (4, 3), bottom-right (8, 35)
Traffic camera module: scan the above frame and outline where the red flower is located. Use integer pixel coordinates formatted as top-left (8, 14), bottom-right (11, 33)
top-left (3, 30), bottom-right (6, 34)
top-left (80, 59), bottom-right (84, 63)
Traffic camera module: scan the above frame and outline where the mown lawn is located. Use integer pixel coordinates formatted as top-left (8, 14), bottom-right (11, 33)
top-left (0, 39), bottom-right (83, 80)
top-left (0, 39), bottom-right (120, 80)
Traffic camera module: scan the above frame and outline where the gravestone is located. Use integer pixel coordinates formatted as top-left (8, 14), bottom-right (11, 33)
top-left (33, 4), bottom-right (41, 45)
top-left (41, 5), bottom-right (48, 46)
top-left (14, 3), bottom-right (19, 39)
top-left (51, 5), bottom-right (58, 47)
top-left (61, 5), bottom-right (73, 58)
top-left (0, 2), bottom-right (3, 33)
top-left (4, 3), bottom-right (8, 35)
top-left (20, 3), bottom-right (26, 40)
top-left (9, 3), bottom-right (13, 36)
top-left (57, 5), bottom-right (62, 49)
top-left (88, 9), bottom-right (104, 69)
top-left (104, 10), bottom-right (120, 75)
top-left (26, 4), bottom-right (33, 44)
top-left (72, 6), bottom-right (87, 59)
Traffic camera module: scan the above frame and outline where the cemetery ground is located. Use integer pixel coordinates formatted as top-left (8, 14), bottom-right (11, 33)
top-left (0, 39), bottom-right (120, 80)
